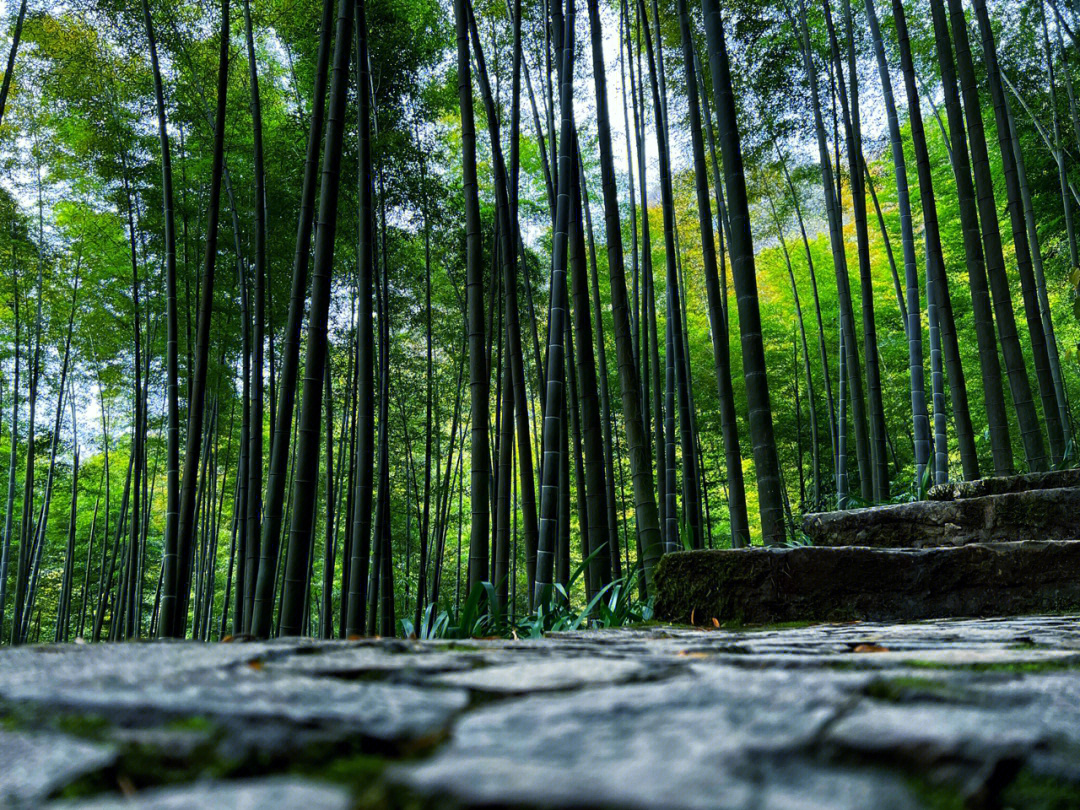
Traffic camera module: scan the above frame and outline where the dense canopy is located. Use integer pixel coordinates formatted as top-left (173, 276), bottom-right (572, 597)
top-left (0, 0), bottom-right (1076, 642)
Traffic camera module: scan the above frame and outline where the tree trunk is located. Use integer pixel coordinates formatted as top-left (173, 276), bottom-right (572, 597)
top-left (893, 0), bottom-right (980, 481)
top-left (464, 0), bottom-right (540, 607)
top-left (452, 0), bottom-right (492, 603)
top-left (241, 0), bottom-right (266, 634)
top-left (320, 362), bottom-right (335, 639)
top-left (767, 194), bottom-right (821, 510)
top-left (865, 0), bottom-right (929, 487)
top-left (533, 0), bottom-right (578, 606)
top-left (774, 142), bottom-right (840, 498)
top-left (143, 0), bottom-right (183, 640)
top-left (795, 0), bottom-right (871, 504)
top-left (11, 175), bottom-right (44, 644)
top-left (827, 0), bottom-right (889, 501)
top-left (604, 0), bottom-right (660, 591)
top-left (703, 0), bottom-right (785, 543)
top-left (0, 0), bottom-right (27, 128)
top-left (278, 0), bottom-right (354, 637)
top-left (1007, 87), bottom-right (1071, 455)
top-left (928, 0), bottom-right (1012, 476)
top-left (679, 0), bottom-right (751, 542)
top-left (973, 0), bottom-right (1063, 464)
top-left (639, 0), bottom-right (704, 551)
top-left (579, 166), bottom-right (622, 578)
top-left (251, 0), bottom-right (335, 638)
top-left (570, 141), bottom-right (612, 591)
top-left (0, 245), bottom-right (18, 637)
top-left (345, 2), bottom-right (377, 637)
top-left (945, 0), bottom-right (1046, 470)
top-left (161, 0), bottom-right (230, 638)
top-left (416, 134), bottom-right (434, 631)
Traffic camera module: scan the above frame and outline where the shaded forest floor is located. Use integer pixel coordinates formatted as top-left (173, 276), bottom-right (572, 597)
top-left (4, 615), bottom-right (1080, 808)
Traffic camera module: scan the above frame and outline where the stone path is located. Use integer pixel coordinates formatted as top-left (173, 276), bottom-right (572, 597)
top-left (3, 614), bottom-right (1080, 808)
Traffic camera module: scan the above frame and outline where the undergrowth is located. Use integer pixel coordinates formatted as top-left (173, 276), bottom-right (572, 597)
top-left (400, 545), bottom-right (654, 640)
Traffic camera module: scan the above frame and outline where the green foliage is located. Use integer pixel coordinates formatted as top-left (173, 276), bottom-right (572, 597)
top-left (2, 0), bottom-right (1080, 643)
top-left (401, 548), bottom-right (654, 640)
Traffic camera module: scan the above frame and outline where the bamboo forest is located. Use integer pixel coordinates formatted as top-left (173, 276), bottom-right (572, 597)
top-left (0, 0), bottom-right (1078, 648)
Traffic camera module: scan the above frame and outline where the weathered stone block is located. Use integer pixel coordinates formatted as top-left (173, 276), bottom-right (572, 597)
top-left (802, 487), bottom-right (1080, 548)
top-left (0, 730), bottom-right (116, 808)
top-left (47, 778), bottom-right (351, 810)
top-left (653, 540), bottom-right (1080, 625)
top-left (928, 468), bottom-right (1080, 501)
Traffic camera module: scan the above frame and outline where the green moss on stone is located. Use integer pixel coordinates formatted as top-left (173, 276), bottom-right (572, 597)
top-left (863, 676), bottom-right (957, 702)
top-left (717, 619), bottom-right (822, 632)
top-left (903, 776), bottom-right (964, 810)
top-left (53, 712), bottom-right (114, 738)
top-left (0, 703), bottom-right (115, 741)
top-left (290, 752), bottom-right (387, 789)
top-left (1000, 768), bottom-right (1080, 809)
top-left (903, 657), bottom-right (1080, 674)
top-left (162, 716), bottom-right (218, 733)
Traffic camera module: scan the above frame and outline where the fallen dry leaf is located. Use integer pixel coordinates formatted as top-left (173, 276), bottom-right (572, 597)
top-left (852, 643), bottom-right (889, 653)
top-left (118, 776), bottom-right (136, 797)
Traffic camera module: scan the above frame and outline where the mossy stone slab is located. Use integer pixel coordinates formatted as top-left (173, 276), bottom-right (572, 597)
top-left (803, 487), bottom-right (1080, 548)
top-left (653, 541), bottom-right (1080, 625)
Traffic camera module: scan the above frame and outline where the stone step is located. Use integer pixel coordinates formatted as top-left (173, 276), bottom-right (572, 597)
top-left (653, 540), bottom-right (1080, 625)
top-left (802, 485), bottom-right (1080, 548)
top-left (928, 467), bottom-right (1080, 501)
